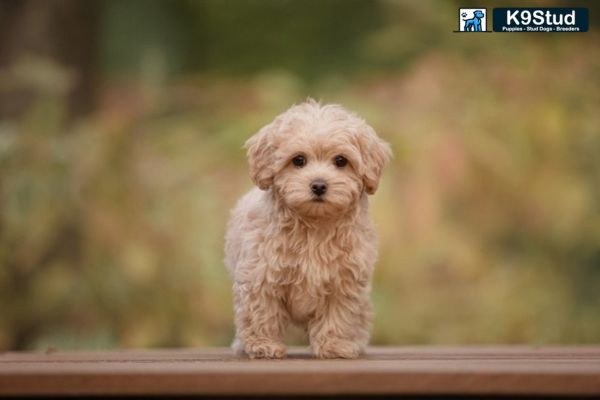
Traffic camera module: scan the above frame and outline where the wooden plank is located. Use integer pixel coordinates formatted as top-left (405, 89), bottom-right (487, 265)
top-left (0, 347), bottom-right (599, 396)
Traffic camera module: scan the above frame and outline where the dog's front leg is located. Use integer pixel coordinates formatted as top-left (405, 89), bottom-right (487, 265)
top-left (308, 291), bottom-right (372, 359)
top-left (232, 283), bottom-right (288, 359)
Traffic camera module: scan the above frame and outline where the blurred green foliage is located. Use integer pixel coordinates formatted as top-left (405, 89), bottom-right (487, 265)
top-left (0, 0), bottom-right (599, 350)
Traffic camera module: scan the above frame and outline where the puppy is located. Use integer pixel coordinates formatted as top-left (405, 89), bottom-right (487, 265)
top-left (225, 99), bottom-right (391, 359)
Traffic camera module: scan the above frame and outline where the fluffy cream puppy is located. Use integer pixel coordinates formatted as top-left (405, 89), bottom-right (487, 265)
top-left (225, 99), bottom-right (391, 359)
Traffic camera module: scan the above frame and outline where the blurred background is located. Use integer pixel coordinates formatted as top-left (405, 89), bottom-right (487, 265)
top-left (0, 0), bottom-right (599, 351)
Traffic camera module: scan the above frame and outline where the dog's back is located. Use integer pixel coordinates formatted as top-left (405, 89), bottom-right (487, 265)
top-left (224, 187), bottom-right (268, 274)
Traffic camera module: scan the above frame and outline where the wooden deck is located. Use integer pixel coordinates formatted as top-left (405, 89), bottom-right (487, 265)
top-left (1, 346), bottom-right (599, 397)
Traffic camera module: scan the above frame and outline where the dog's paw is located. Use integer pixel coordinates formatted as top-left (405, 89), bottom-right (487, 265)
top-left (245, 340), bottom-right (287, 359)
top-left (313, 338), bottom-right (362, 359)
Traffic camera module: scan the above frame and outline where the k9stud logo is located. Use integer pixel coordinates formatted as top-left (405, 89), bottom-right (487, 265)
top-left (457, 8), bottom-right (489, 32)
top-left (454, 7), bottom-right (589, 33)
top-left (493, 8), bottom-right (589, 32)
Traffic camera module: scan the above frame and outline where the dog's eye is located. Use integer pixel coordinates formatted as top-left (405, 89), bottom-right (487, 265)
top-left (334, 155), bottom-right (348, 168)
top-left (292, 155), bottom-right (306, 167)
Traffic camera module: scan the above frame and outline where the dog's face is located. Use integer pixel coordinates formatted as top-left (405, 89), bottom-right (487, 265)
top-left (245, 100), bottom-right (391, 218)
top-left (474, 10), bottom-right (484, 18)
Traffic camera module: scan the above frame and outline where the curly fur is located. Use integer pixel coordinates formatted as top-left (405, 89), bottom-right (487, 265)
top-left (225, 99), bottom-right (391, 359)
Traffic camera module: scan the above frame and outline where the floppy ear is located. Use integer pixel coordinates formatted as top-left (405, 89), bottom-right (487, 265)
top-left (356, 124), bottom-right (392, 194)
top-left (244, 121), bottom-right (279, 190)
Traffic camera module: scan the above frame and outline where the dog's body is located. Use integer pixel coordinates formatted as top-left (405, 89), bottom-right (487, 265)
top-left (225, 100), bottom-right (391, 359)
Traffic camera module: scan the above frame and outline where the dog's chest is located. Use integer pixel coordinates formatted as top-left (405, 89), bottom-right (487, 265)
top-left (267, 230), bottom-right (353, 323)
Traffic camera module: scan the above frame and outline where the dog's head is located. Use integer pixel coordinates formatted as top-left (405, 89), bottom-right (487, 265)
top-left (245, 100), bottom-right (392, 218)
top-left (473, 10), bottom-right (484, 18)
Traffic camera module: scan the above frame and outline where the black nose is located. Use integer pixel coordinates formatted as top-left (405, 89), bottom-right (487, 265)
top-left (311, 180), bottom-right (327, 196)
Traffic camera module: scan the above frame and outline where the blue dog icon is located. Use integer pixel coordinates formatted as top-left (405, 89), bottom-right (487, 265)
top-left (463, 10), bottom-right (485, 31)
